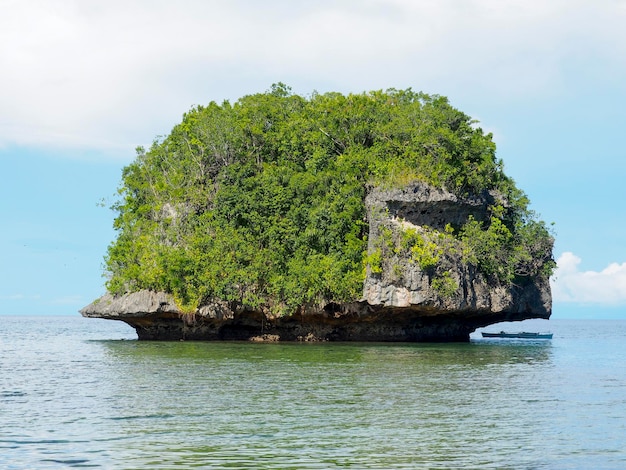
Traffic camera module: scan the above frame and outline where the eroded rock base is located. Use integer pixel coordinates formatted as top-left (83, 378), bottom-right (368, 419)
top-left (80, 291), bottom-right (547, 342)
top-left (126, 311), bottom-right (477, 342)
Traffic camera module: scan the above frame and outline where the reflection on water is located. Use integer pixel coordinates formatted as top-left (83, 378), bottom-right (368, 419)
top-left (1, 317), bottom-right (624, 469)
top-left (90, 340), bottom-right (558, 468)
top-left (101, 338), bottom-right (554, 366)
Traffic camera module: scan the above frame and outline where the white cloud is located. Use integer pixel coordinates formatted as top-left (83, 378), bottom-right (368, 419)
top-left (0, 293), bottom-right (25, 300)
top-left (0, 293), bottom-right (41, 301)
top-left (1, 0), bottom-right (625, 155)
top-left (49, 294), bottom-right (84, 306)
top-left (551, 252), bottom-right (626, 304)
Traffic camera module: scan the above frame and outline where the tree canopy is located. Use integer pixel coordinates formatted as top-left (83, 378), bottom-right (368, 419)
top-left (104, 84), bottom-right (554, 314)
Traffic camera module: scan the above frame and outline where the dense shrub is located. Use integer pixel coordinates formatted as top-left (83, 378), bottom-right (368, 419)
top-left (105, 84), bottom-right (554, 313)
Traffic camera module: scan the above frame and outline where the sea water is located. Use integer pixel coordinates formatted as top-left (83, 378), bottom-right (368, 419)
top-left (1, 315), bottom-right (625, 469)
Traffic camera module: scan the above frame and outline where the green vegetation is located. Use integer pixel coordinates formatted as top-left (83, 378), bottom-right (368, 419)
top-left (400, 227), bottom-right (443, 271)
top-left (431, 271), bottom-right (458, 298)
top-left (105, 84), bottom-right (554, 313)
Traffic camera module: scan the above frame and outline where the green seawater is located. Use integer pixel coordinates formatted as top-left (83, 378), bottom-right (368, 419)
top-left (1, 316), bottom-right (625, 469)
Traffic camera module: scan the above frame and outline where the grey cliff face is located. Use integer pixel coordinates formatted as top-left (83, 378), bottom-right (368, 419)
top-left (362, 183), bottom-right (551, 316)
top-left (80, 290), bottom-right (179, 318)
top-left (81, 182), bottom-right (552, 342)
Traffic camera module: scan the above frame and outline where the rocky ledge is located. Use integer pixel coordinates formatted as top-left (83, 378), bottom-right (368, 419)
top-left (81, 183), bottom-right (552, 342)
top-left (80, 287), bottom-right (549, 342)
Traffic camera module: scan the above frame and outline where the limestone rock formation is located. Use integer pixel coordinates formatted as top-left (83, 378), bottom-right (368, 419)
top-left (362, 184), bottom-right (551, 315)
top-left (81, 182), bottom-right (552, 342)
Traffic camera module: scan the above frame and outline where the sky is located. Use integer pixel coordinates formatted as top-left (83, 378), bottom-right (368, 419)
top-left (1, 0), bottom-right (625, 319)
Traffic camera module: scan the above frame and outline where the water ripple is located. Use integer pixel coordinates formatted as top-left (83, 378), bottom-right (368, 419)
top-left (1, 317), bottom-right (626, 468)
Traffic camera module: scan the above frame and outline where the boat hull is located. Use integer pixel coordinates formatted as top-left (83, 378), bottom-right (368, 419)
top-left (481, 332), bottom-right (553, 339)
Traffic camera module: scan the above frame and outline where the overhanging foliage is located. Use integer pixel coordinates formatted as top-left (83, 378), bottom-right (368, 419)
top-left (105, 84), bottom-right (554, 313)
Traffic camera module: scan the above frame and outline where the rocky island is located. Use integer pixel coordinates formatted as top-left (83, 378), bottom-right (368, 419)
top-left (81, 85), bottom-right (554, 341)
